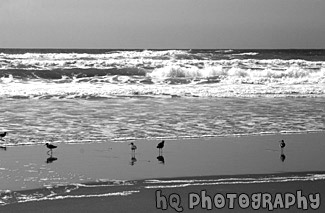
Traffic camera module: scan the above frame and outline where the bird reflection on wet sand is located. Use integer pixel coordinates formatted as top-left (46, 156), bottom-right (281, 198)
top-left (46, 152), bottom-right (58, 164)
top-left (129, 142), bottom-right (137, 166)
top-left (280, 153), bottom-right (286, 162)
top-left (279, 140), bottom-right (286, 162)
top-left (130, 156), bottom-right (137, 166)
top-left (157, 155), bottom-right (165, 164)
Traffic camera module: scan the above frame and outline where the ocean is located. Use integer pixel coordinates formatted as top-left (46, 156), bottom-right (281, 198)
top-left (1, 49), bottom-right (325, 146)
top-left (1, 49), bottom-right (325, 207)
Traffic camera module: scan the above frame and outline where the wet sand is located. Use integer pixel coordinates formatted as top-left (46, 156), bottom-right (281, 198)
top-left (1, 173), bottom-right (324, 212)
top-left (0, 132), bottom-right (325, 211)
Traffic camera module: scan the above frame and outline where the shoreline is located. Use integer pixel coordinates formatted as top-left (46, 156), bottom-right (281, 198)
top-left (0, 132), bottom-right (325, 211)
top-left (1, 171), bottom-right (324, 212)
top-left (1, 132), bottom-right (325, 189)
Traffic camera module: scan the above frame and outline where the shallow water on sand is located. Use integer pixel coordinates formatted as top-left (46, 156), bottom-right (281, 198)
top-left (0, 97), bottom-right (324, 146)
top-left (1, 133), bottom-right (325, 206)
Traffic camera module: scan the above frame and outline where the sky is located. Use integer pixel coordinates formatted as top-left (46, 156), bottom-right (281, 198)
top-left (0, 0), bottom-right (325, 49)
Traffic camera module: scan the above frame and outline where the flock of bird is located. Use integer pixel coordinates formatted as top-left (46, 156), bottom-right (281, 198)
top-left (1, 131), bottom-right (286, 162)
top-left (1, 131), bottom-right (165, 154)
top-left (129, 140), bottom-right (165, 165)
top-left (129, 140), bottom-right (165, 154)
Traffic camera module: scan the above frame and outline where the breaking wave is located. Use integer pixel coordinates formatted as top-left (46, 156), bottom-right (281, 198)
top-left (1, 49), bottom-right (325, 99)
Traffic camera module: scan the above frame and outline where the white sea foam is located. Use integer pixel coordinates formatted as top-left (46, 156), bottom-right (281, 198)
top-left (144, 174), bottom-right (325, 189)
top-left (232, 52), bottom-right (259, 56)
top-left (35, 190), bottom-right (138, 201)
top-left (5, 190), bottom-right (140, 206)
top-left (1, 79), bottom-right (324, 100)
top-left (1, 50), bottom-right (325, 146)
top-left (1, 49), bottom-right (325, 98)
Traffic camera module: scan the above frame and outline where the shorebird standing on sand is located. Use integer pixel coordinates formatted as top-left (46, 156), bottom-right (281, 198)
top-left (45, 143), bottom-right (57, 153)
top-left (0, 132), bottom-right (7, 141)
top-left (129, 142), bottom-right (137, 153)
top-left (157, 140), bottom-right (165, 154)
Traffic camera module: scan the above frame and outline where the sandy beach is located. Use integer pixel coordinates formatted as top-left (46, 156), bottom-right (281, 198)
top-left (0, 132), bottom-right (324, 212)
top-left (1, 0), bottom-right (325, 212)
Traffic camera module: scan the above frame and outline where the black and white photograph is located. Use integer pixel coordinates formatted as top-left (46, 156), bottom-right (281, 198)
top-left (0, 0), bottom-right (325, 212)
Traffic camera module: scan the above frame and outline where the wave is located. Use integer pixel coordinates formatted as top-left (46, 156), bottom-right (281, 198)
top-left (1, 49), bottom-right (325, 99)
top-left (1, 92), bottom-right (325, 147)
top-left (144, 172), bottom-right (325, 189)
top-left (1, 80), bottom-right (325, 100)
top-left (231, 52), bottom-right (259, 56)
top-left (1, 63), bottom-right (324, 99)
top-left (0, 189), bottom-right (139, 206)
top-left (1, 82), bottom-right (324, 100)
top-left (0, 68), bottom-right (147, 80)
top-left (2, 172), bottom-right (324, 205)
top-left (0, 177), bottom-right (138, 206)
top-left (2, 130), bottom-right (323, 148)
top-left (149, 65), bottom-right (325, 84)
top-left (1, 63), bottom-right (324, 84)
top-left (1, 49), bottom-right (325, 77)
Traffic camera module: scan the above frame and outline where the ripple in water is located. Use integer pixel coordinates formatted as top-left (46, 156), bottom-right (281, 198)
top-left (0, 97), bottom-right (324, 146)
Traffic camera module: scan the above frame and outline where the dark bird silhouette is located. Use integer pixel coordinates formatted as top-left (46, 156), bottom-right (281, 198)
top-left (46, 154), bottom-right (58, 164)
top-left (279, 140), bottom-right (285, 149)
top-left (45, 143), bottom-right (57, 153)
top-left (280, 153), bottom-right (286, 162)
top-left (157, 140), bottom-right (165, 154)
top-left (0, 132), bottom-right (7, 140)
top-left (129, 142), bottom-right (137, 152)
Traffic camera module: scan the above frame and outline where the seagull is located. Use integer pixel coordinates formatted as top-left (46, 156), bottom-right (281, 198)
top-left (0, 132), bottom-right (7, 140)
top-left (45, 143), bottom-right (57, 152)
top-left (129, 142), bottom-right (137, 152)
top-left (157, 140), bottom-right (165, 154)
top-left (279, 140), bottom-right (285, 149)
